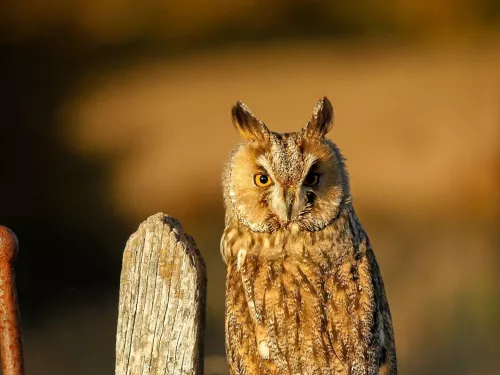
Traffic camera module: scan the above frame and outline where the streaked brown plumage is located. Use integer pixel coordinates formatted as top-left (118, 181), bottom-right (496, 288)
top-left (221, 97), bottom-right (397, 375)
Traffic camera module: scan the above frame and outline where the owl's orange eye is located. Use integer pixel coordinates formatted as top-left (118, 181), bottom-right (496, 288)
top-left (254, 174), bottom-right (272, 187)
top-left (304, 173), bottom-right (320, 187)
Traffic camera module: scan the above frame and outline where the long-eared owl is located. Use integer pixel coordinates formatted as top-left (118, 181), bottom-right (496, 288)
top-left (221, 97), bottom-right (397, 375)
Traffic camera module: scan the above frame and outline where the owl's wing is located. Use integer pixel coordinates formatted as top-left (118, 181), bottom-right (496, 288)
top-left (324, 244), bottom-right (397, 375)
top-left (365, 247), bottom-right (398, 375)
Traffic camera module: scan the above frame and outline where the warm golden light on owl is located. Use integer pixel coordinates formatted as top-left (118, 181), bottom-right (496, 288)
top-left (221, 97), bottom-right (397, 375)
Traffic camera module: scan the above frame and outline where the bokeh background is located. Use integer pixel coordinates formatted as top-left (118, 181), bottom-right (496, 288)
top-left (1, 1), bottom-right (499, 374)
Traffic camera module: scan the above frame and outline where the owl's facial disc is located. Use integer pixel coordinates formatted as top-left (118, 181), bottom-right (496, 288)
top-left (228, 132), bottom-right (346, 232)
top-left (226, 96), bottom-right (348, 232)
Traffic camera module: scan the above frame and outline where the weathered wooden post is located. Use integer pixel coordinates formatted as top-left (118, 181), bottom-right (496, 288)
top-left (115, 213), bottom-right (207, 375)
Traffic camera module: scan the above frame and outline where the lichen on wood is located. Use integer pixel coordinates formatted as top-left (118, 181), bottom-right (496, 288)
top-left (115, 213), bottom-right (206, 375)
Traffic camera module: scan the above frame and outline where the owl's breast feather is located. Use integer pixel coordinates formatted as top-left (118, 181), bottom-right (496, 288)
top-left (221, 206), bottom-right (361, 268)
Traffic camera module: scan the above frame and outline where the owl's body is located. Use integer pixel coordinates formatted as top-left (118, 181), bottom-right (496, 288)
top-left (221, 98), bottom-right (397, 375)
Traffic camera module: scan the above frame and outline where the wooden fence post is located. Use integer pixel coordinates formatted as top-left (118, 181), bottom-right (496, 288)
top-left (115, 213), bottom-right (207, 375)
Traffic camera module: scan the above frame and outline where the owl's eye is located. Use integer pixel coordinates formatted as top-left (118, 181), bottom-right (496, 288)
top-left (304, 172), bottom-right (320, 187)
top-left (254, 174), bottom-right (272, 187)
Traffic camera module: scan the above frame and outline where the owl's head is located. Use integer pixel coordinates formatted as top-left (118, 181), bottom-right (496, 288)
top-left (223, 97), bottom-right (350, 233)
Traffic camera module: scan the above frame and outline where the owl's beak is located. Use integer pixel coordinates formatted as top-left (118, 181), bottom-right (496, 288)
top-left (283, 189), bottom-right (300, 222)
top-left (271, 187), bottom-right (302, 224)
top-left (284, 196), bottom-right (294, 222)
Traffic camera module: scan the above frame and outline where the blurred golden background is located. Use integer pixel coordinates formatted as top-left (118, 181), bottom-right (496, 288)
top-left (1, 1), bottom-right (499, 374)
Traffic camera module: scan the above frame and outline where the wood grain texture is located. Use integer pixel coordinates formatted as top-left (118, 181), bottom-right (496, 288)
top-left (115, 213), bottom-right (206, 375)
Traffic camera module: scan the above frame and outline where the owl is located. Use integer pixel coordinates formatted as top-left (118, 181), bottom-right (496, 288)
top-left (220, 97), bottom-right (397, 375)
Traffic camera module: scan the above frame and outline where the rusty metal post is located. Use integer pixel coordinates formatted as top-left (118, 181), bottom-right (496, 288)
top-left (0, 226), bottom-right (25, 375)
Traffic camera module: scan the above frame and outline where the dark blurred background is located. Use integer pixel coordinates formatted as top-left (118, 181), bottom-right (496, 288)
top-left (1, 1), bottom-right (499, 374)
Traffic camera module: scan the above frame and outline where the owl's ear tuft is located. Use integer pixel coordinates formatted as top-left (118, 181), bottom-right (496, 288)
top-left (232, 101), bottom-right (270, 141)
top-left (303, 96), bottom-right (334, 138)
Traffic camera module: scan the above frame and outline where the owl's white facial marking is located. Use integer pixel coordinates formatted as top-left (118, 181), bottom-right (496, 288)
top-left (268, 183), bottom-right (287, 222)
top-left (267, 183), bottom-right (306, 224)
